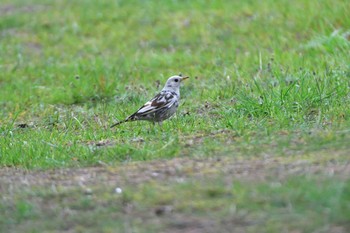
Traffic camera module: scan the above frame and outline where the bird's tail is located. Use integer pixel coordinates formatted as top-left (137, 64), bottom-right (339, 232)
top-left (110, 119), bottom-right (128, 128)
top-left (110, 115), bottom-right (136, 128)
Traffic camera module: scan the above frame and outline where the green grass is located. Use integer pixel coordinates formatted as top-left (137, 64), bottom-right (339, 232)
top-left (1, 0), bottom-right (349, 168)
top-left (1, 0), bottom-right (350, 232)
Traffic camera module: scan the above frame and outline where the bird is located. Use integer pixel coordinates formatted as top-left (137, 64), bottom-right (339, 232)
top-left (110, 74), bottom-right (189, 128)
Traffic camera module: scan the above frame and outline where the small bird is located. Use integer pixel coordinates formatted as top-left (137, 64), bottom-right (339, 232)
top-left (110, 74), bottom-right (189, 128)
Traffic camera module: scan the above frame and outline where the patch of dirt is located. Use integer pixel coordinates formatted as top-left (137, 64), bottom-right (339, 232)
top-left (1, 152), bottom-right (349, 233)
top-left (1, 152), bottom-right (349, 194)
top-left (0, 4), bottom-right (46, 16)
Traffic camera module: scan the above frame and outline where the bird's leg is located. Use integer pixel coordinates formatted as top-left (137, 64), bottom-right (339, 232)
top-left (158, 121), bottom-right (163, 132)
top-left (147, 122), bottom-right (156, 134)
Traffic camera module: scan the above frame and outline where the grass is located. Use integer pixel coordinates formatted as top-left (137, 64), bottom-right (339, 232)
top-left (0, 0), bottom-right (350, 232)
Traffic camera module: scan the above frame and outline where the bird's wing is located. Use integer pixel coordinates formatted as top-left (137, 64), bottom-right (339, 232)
top-left (134, 91), bottom-right (177, 116)
top-left (111, 91), bottom-right (178, 127)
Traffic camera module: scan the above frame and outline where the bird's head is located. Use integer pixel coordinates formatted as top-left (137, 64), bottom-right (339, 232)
top-left (163, 74), bottom-right (189, 92)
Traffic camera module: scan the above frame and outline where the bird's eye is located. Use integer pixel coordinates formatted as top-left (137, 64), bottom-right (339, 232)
top-left (174, 79), bottom-right (179, 82)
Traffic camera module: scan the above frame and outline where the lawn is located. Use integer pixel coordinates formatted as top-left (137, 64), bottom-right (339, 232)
top-left (1, 0), bottom-right (350, 232)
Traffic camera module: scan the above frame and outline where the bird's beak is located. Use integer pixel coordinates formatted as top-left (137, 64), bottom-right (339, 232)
top-left (181, 76), bottom-right (189, 81)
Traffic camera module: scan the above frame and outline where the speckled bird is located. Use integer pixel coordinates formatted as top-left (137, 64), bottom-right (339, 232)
top-left (110, 74), bottom-right (189, 128)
